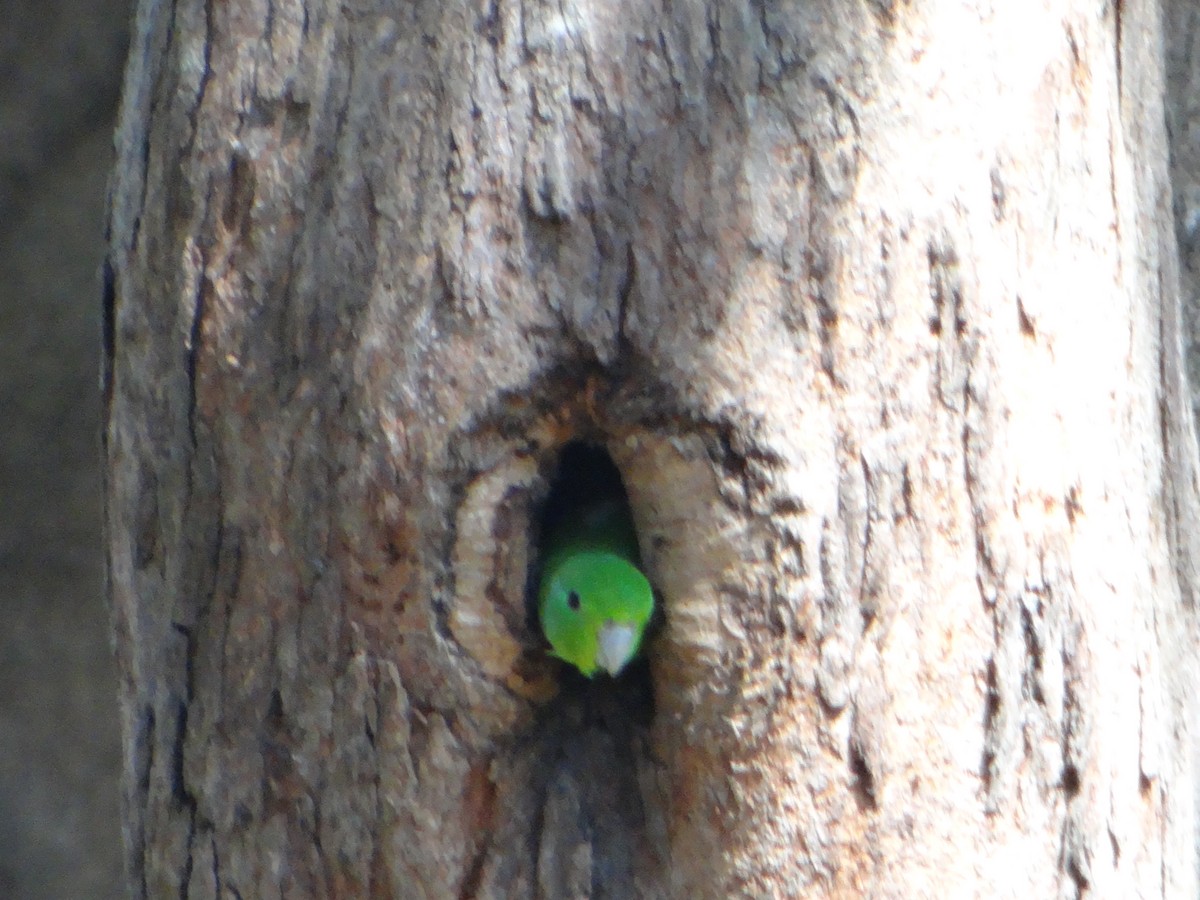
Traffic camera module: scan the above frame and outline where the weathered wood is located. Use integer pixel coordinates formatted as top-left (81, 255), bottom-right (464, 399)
top-left (107, 0), bottom-right (1199, 896)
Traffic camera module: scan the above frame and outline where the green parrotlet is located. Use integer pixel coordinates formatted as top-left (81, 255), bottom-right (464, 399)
top-left (538, 499), bottom-right (655, 677)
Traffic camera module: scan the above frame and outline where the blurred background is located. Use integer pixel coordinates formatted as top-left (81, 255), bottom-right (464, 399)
top-left (1, 3), bottom-right (1199, 900)
top-left (1, 1), bottom-right (131, 896)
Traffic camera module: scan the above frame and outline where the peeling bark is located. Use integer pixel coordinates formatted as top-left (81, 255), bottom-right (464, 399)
top-left (107, 0), bottom-right (1199, 896)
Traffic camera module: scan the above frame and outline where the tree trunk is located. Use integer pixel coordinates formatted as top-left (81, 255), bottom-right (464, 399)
top-left (105, 0), bottom-right (1199, 896)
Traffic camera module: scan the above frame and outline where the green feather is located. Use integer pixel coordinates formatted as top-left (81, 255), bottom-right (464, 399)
top-left (538, 500), bottom-right (654, 677)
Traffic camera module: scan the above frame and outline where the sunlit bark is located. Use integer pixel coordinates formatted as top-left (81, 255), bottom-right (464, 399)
top-left (106, 0), bottom-right (1198, 895)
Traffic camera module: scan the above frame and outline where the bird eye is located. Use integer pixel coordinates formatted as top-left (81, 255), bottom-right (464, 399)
top-left (566, 590), bottom-right (581, 611)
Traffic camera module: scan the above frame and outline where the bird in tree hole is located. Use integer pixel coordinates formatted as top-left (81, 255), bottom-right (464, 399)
top-left (537, 447), bottom-right (655, 678)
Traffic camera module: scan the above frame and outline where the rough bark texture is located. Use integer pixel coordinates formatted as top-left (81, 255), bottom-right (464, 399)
top-left (1167, 0), bottom-right (1200, 418)
top-left (1164, 0), bottom-right (1200, 873)
top-left (107, 0), bottom-right (1200, 896)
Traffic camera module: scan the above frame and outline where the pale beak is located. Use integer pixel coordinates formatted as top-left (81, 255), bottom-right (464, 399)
top-left (596, 622), bottom-right (638, 675)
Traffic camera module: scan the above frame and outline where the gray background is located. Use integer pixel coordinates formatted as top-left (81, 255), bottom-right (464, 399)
top-left (3, 3), bottom-right (1200, 899)
top-left (1, 1), bottom-right (130, 896)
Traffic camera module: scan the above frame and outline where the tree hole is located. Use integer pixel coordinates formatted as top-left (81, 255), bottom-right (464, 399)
top-left (529, 441), bottom-right (656, 724)
top-left (539, 442), bottom-right (631, 544)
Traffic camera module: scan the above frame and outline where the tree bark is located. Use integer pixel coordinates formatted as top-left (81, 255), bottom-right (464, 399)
top-left (106, 0), bottom-right (1199, 896)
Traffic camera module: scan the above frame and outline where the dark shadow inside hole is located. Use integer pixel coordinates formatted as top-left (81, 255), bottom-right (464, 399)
top-left (528, 441), bottom-right (655, 726)
top-left (538, 442), bottom-right (632, 545)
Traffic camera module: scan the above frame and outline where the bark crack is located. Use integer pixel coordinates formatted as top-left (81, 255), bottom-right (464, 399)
top-left (101, 257), bottom-right (116, 419)
top-left (185, 250), bottom-right (211, 465)
top-left (858, 453), bottom-right (874, 619)
top-left (615, 241), bottom-right (635, 354)
top-left (136, 705), bottom-right (156, 900)
top-left (171, 624), bottom-right (200, 900)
